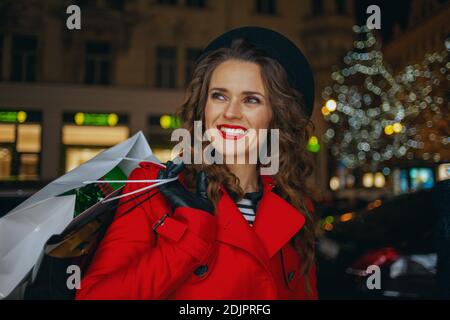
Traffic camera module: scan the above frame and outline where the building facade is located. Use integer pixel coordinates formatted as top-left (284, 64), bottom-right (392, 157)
top-left (327, 0), bottom-right (450, 200)
top-left (0, 0), bottom-right (355, 195)
top-left (382, 0), bottom-right (449, 195)
top-left (384, 0), bottom-right (450, 71)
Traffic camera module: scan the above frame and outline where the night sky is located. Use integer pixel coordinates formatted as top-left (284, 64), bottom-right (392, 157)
top-left (354, 0), bottom-right (412, 43)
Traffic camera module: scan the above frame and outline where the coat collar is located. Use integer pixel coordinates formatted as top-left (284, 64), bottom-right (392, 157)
top-left (138, 161), bottom-right (306, 263)
top-left (216, 175), bottom-right (306, 263)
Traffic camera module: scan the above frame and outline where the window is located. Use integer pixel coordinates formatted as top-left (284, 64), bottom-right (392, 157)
top-left (156, 46), bottom-right (177, 89)
top-left (336, 0), bottom-right (346, 15)
top-left (74, 0), bottom-right (91, 7)
top-left (11, 35), bottom-right (37, 82)
top-left (16, 124), bottom-right (41, 180)
top-left (0, 124), bottom-right (15, 142)
top-left (105, 0), bottom-right (125, 10)
top-left (186, 0), bottom-right (205, 7)
top-left (0, 35), bottom-right (3, 81)
top-left (157, 0), bottom-right (177, 5)
top-left (17, 124), bottom-right (41, 153)
top-left (185, 48), bottom-right (202, 86)
top-left (0, 147), bottom-right (12, 180)
top-left (19, 154), bottom-right (39, 179)
top-left (152, 148), bottom-right (173, 163)
top-left (255, 0), bottom-right (276, 15)
top-left (147, 115), bottom-right (179, 162)
top-left (0, 111), bottom-right (42, 181)
top-left (0, 34), bottom-right (3, 81)
top-left (84, 41), bottom-right (112, 85)
top-left (311, 0), bottom-right (324, 16)
top-left (62, 125), bottom-right (129, 172)
top-left (421, 2), bottom-right (429, 19)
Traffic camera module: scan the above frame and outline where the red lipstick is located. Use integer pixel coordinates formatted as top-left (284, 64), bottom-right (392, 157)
top-left (217, 124), bottom-right (248, 140)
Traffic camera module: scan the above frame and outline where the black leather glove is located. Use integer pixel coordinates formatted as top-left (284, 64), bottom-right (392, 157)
top-left (157, 161), bottom-right (214, 215)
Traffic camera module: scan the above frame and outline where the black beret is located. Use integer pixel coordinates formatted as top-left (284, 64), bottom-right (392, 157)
top-left (198, 26), bottom-right (315, 118)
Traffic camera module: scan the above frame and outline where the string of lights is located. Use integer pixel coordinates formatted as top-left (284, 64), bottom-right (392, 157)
top-left (321, 25), bottom-right (449, 173)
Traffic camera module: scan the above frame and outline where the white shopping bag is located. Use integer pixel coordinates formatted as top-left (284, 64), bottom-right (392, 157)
top-left (0, 131), bottom-right (163, 298)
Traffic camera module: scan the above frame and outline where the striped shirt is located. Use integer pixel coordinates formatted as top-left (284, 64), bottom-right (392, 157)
top-left (236, 190), bottom-right (263, 226)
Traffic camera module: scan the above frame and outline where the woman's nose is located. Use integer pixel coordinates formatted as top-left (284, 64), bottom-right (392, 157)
top-left (223, 99), bottom-right (243, 119)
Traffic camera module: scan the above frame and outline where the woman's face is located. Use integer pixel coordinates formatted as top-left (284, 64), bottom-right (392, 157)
top-left (204, 59), bottom-right (273, 161)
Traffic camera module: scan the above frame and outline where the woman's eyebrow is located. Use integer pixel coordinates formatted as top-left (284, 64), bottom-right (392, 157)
top-left (242, 91), bottom-right (265, 98)
top-left (210, 87), bottom-right (265, 98)
top-left (210, 87), bottom-right (228, 93)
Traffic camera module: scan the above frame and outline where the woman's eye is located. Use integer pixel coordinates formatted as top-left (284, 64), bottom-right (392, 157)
top-left (245, 96), bottom-right (261, 104)
top-left (212, 92), bottom-right (226, 101)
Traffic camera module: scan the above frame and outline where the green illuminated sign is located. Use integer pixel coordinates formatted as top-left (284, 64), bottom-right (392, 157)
top-left (74, 113), bottom-right (119, 126)
top-left (0, 111), bottom-right (27, 123)
top-left (307, 136), bottom-right (321, 153)
top-left (160, 115), bottom-right (181, 129)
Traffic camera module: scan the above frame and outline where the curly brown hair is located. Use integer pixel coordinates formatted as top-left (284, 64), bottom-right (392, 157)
top-left (177, 38), bottom-right (318, 281)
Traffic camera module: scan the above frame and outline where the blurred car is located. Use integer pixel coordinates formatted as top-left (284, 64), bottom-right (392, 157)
top-left (316, 186), bottom-right (440, 299)
top-left (345, 247), bottom-right (437, 299)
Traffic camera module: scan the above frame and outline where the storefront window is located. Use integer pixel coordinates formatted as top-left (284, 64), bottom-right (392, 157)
top-left (152, 148), bottom-right (173, 163)
top-left (0, 124), bottom-right (15, 142)
top-left (65, 147), bottom-right (104, 172)
top-left (17, 124), bottom-right (41, 153)
top-left (0, 148), bottom-right (12, 178)
top-left (19, 153), bottom-right (39, 180)
top-left (148, 114), bottom-right (181, 163)
top-left (62, 125), bottom-right (129, 146)
top-left (0, 110), bottom-right (42, 181)
top-left (62, 112), bottom-right (129, 173)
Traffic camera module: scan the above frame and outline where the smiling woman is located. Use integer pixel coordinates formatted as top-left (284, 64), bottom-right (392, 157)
top-left (76, 27), bottom-right (319, 300)
top-left (204, 60), bottom-right (272, 163)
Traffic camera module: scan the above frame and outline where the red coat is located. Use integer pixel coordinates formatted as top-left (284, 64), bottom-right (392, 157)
top-left (75, 162), bottom-right (318, 300)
